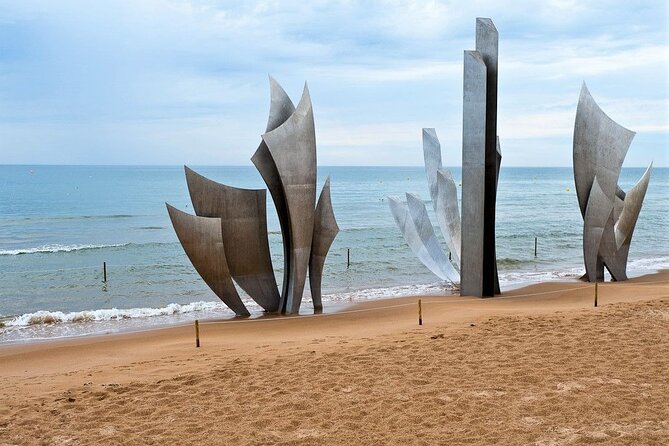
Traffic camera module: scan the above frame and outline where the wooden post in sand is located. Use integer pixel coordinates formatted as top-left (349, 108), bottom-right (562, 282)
top-left (594, 282), bottom-right (598, 307)
top-left (418, 299), bottom-right (423, 326)
top-left (195, 320), bottom-right (200, 347)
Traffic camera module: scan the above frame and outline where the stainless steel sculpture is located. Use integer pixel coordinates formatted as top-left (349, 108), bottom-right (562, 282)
top-left (573, 83), bottom-right (652, 282)
top-left (388, 194), bottom-right (457, 282)
top-left (387, 129), bottom-right (460, 285)
top-left (184, 167), bottom-right (280, 313)
top-left (461, 18), bottom-right (501, 297)
top-left (167, 77), bottom-right (339, 315)
top-left (310, 177), bottom-right (340, 312)
top-left (388, 18), bottom-right (503, 296)
top-left (423, 129), bottom-right (461, 268)
top-left (166, 204), bottom-right (250, 317)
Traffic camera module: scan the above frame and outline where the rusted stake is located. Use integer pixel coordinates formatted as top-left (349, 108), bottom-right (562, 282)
top-left (594, 282), bottom-right (598, 307)
top-left (195, 319), bottom-right (200, 348)
top-left (418, 299), bottom-right (423, 326)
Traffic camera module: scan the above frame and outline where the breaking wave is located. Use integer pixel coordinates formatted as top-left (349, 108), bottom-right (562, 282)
top-left (0, 243), bottom-right (130, 256)
top-left (5, 301), bottom-right (232, 327)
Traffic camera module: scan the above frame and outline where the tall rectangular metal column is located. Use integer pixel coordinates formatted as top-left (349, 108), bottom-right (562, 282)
top-left (476, 18), bottom-right (500, 296)
top-left (461, 50), bottom-right (487, 297)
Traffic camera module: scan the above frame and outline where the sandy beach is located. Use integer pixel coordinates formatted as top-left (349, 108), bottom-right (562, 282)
top-left (1, 271), bottom-right (668, 445)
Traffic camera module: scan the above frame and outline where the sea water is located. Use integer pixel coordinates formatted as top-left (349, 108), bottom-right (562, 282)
top-left (0, 165), bottom-right (667, 342)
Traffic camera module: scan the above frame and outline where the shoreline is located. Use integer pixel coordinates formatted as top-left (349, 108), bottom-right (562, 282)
top-left (1, 270), bottom-right (667, 444)
top-left (1, 266), bottom-right (664, 347)
top-left (1, 268), bottom-right (667, 358)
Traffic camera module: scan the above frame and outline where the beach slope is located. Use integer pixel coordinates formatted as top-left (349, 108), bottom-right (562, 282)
top-left (1, 271), bottom-right (668, 445)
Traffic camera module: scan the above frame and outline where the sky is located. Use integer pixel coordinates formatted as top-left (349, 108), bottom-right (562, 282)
top-left (0, 0), bottom-right (667, 166)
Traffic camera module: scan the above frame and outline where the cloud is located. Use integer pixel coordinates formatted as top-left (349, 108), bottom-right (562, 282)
top-left (0, 0), bottom-right (666, 166)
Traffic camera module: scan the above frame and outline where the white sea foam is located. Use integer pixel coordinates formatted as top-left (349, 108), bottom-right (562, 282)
top-left (0, 243), bottom-right (129, 256)
top-left (5, 301), bottom-right (232, 327)
top-left (324, 282), bottom-right (457, 302)
top-left (627, 256), bottom-right (669, 272)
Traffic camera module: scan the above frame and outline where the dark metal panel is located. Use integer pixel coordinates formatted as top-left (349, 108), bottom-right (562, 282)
top-left (261, 84), bottom-right (317, 314)
top-left (185, 167), bottom-right (280, 313)
top-left (583, 178), bottom-right (613, 282)
top-left (251, 78), bottom-right (296, 310)
top-left (309, 177), bottom-right (339, 312)
top-left (166, 204), bottom-right (250, 317)
top-left (476, 17), bottom-right (500, 297)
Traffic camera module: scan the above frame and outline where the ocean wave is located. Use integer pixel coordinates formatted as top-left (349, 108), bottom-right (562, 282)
top-left (0, 243), bottom-right (130, 256)
top-left (627, 256), bottom-right (669, 272)
top-left (325, 282), bottom-right (457, 302)
top-left (5, 301), bottom-right (230, 327)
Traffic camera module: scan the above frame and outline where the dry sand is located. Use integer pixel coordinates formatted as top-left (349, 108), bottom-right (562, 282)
top-left (1, 271), bottom-right (668, 445)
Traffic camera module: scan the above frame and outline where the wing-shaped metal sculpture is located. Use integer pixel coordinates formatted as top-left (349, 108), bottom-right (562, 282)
top-left (184, 166), bottom-right (280, 313)
top-left (422, 128), bottom-right (461, 267)
top-left (391, 19), bottom-right (504, 296)
top-left (422, 128), bottom-right (442, 206)
top-left (583, 178), bottom-right (613, 282)
top-left (261, 84), bottom-right (317, 314)
top-left (436, 169), bottom-right (461, 267)
top-left (405, 193), bottom-right (459, 283)
top-left (168, 77), bottom-right (338, 317)
top-left (388, 194), bottom-right (458, 283)
top-left (251, 77), bottom-right (296, 305)
top-left (309, 177), bottom-right (339, 312)
top-left (615, 163), bottom-right (652, 250)
top-left (574, 83), bottom-right (635, 216)
top-left (573, 84), bottom-right (652, 281)
top-left (166, 204), bottom-right (250, 317)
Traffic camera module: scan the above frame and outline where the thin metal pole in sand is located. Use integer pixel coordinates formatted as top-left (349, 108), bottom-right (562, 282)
top-left (594, 282), bottom-right (598, 307)
top-left (418, 299), bottom-right (423, 326)
top-left (195, 319), bottom-right (200, 347)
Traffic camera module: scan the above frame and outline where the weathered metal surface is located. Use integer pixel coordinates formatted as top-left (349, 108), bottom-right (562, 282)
top-left (599, 163), bottom-right (653, 281)
top-left (406, 193), bottom-right (459, 283)
top-left (494, 136), bottom-right (502, 294)
top-left (436, 169), bottom-right (461, 268)
top-left (475, 17), bottom-right (500, 297)
top-left (461, 49), bottom-right (487, 297)
top-left (573, 84), bottom-right (651, 282)
top-left (266, 75), bottom-right (296, 133)
top-left (184, 166), bottom-right (280, 313)
top-left (388, 195), bottom-right (456, 283)
top-left (583, 178), bottom-right (613, 282)
top-left (422, 128), bottom-right (461, 268)
top-left (168, 77), bottom-right (337, 316)
top-left (422, 128), bottom-right (443, 206)
top-left (166, 204), bottom-right (250, 317)
top-left (309, 177), bottom-right (339, 312)
top-left (251, 78), bottom-right (296, 308)
top-left (573, 83), bottom-right (635, 216)
top-left (615, 163), bottom-right (652, 250)
top-left (261, 84), bottom-right (317, 314)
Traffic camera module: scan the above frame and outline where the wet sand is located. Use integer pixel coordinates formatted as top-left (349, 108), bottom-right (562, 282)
top-left (1, 271), bottom-right (668, 445)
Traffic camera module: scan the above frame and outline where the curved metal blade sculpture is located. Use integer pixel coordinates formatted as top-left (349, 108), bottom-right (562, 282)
top-left (388, 18), bottom-right (503, 297)
top-left (573, 82), bottom-right (652, 282)
top-left (166, 77), bottom-right (339, 315)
